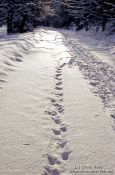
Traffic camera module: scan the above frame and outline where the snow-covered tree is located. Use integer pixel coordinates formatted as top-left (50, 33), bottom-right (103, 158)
top-left (0, 0), bottom-right (53, 33)
top-left (96, 0), bottom-right (115, 31)
top-left (0, 0), bottom-right (7, 26)
top-left (0, 0), bottom-right (114, 31)
top-left (62, 0), bottom-right (115, 31)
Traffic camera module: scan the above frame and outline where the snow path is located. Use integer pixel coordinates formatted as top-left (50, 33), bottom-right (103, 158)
top-left (0, 28), bottom-right (115, 175)
top-left (62, 30), bottom-right (115, 116)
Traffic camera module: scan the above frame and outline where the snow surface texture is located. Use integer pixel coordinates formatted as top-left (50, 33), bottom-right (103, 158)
top-left (61, 29), bottom-right (115, 118)
top-left (0, 28), bottom-right (115, 175)
top-left (69, 25), bottom-right (115, 67)
top-left (0, 27), bottom-right (39, 85)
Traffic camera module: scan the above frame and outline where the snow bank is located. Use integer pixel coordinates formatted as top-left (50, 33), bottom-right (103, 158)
top-left (0, 28), bottom-right (41, 88)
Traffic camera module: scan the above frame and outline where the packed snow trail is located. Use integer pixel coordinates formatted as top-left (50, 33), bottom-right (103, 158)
top-left (62, 30), bottom-right (115, 116)
top-left (0, 29), bottom-right (115, 175)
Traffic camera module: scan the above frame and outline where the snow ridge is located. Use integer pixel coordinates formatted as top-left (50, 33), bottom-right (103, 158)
top-left (0, 31), bottom-right (38, 89)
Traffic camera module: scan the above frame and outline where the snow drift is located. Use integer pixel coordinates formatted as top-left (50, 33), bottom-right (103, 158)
top-left (0, 28), bottom-right (40, 89)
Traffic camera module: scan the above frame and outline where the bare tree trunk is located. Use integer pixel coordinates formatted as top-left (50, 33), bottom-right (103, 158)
top-left (7, 13), bottom-right (13, 34)
top-left (7, 0), bottom-right (13, 34)
top-left (102, 17), bottom-right (107, 31)
top-left (19, 15), bottom-right (26, 33)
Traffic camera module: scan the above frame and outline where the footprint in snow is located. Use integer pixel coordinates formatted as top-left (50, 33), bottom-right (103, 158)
top-left (45, 110), bottom-right (57, 116)
top-left (58, 140), bottom-right (68, 149)
top-left (55, 81), bottom-right (63, 86)
top-left (51, 116), bottom-right (62, 124)
top-left (55, 93), bottom-right (63, 97)
top-left (0, 79), bottom-right (7, 83)
top-left (55, 86), bottom-right (63, 91)
top-left (55, 77), bottom-right (62, 81)
top-left (44, 165), bottom-right (61, 175)
top-left (47, 154), bottom-right (61, 165)
top-left (61, 150), bottom-right (72, 160)
top-left (52, 129), bottom-right (61, 136)
top-left (60, 126), bottom-right (67, 132)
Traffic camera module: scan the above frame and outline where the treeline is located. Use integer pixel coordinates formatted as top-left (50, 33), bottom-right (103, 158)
top-left (62, 0), bottom-right (115, 31)
top-left (0, 0), bottom-right (53, 33)
top-left (0, 0), bottom-right (115, 34)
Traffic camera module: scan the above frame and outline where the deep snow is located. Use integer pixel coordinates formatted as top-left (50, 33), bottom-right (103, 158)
top-left (0, 28), bottom-right (115, 175)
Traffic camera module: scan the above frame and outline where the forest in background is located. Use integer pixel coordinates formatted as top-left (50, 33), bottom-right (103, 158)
top-left (0, 0), bottom-right (115, 34)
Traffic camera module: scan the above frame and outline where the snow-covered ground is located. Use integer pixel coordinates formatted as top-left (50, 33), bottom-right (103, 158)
top-left (0, 26), bottom-right (7, 37)
top-left (67, 26), bottom-right (115, 66)
top-left (61, 29), bottom-right (115, 115)
top-left (0, 27), bottom-right (39, 80)
top-left (0, 28), bottom-right (115, 175)
top-left (76, 29), bottom-right (115, 67)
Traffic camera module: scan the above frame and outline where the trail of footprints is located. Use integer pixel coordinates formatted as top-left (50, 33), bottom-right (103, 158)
top-left (44, 63), bottom-right (72, 175)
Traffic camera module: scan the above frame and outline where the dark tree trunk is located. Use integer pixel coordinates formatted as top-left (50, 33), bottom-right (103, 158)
top-left (7, 15), bottom-right (13, 34)
top-left (7, 5), bottom-right (13, 34)
top-left (85, 21), bottom-right (89, 31)
top-left (19, 15), bottom-right (26, 33)
top-left (102, 17), bottom-right (107, 31)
